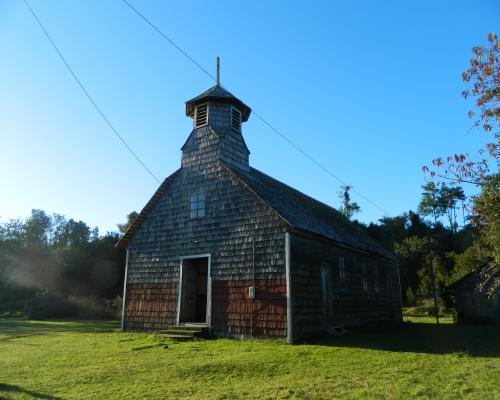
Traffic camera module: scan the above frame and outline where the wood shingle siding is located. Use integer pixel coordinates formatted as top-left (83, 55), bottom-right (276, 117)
top-left (118, 83), bottom-right (402, 340)
top-left (212, 279), bottom-right (287, 337)
top-left (452, 273), bottom-right (500, 325)
top-left (124, 282), bottom-right (178, 330)
top-left (290, 233), bottom-right (401, 340)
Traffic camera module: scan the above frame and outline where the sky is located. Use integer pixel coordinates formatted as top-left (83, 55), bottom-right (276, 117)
top-left (0, 0), bottom-right (498, 234)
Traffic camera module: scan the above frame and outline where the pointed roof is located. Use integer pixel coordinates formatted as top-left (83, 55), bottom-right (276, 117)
top-left (185, 85), bottom-right (251, 121)
top-left (116, 162), bottom-right (397, 262)
top-left (223, 163), bottom-right (398, 262)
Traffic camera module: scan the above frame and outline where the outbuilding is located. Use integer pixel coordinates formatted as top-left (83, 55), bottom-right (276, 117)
top-left (452, 272), bottom-right (500, 325)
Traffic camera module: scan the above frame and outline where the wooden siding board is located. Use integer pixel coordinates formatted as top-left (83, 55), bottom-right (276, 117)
top-left (290, 233), bottom-right (402, 340)
top-left (453, 274), bottom-right (500, 325)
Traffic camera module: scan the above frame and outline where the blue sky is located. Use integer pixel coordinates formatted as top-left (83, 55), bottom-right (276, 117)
top-left (0, 0), bottom-right (498, 233)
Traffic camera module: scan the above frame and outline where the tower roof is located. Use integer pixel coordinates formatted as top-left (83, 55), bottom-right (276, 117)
top-left (185, 84), bottom-right (251, 122)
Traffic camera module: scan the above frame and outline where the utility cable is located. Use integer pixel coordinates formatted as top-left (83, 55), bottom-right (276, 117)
top-left (24, 0), bottom-right (161, 184)
top-left (120, 0), bottom-right (391, 215)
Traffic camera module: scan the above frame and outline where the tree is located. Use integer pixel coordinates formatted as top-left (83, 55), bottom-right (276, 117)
top-left (0, 210), bottom-right (125, 318)
top-left (472, 174), bottom-right (500, 297)
top-left (418, 182), bottom-right (445, 224)
top-left (423, 33), bottom-right (499, 295)
top-left (117, 211), bottom-right (138, 234)
top-left (338, 185), bottom-right (360, 220)
top-left (405, 287), bottom-right (416, 307)
top-left (440, 185), bottom-right (466, 232)
top-left (423, 33), bottom-right (499, 184)
top-left (24, 209), bottom-right (52, 246)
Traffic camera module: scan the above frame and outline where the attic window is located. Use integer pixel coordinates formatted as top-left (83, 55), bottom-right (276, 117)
top-left (195, 104), bottom-right (208, 128)
top-left (189, 193), bottom-right (205, 218)
top-left (231, 107), bottom-right (242, 132)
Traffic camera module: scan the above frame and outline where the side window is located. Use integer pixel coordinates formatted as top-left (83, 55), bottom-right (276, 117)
top-left (321, 263), bottom-right (333, 322)
top-left (362, 263), bottom-right (368, 292)
top-left (338, 256), bottom-right (346, 283)
top-left (374, 264), bottom-right (379, 293)
top-left (189, 193), bottom-right (206, 218)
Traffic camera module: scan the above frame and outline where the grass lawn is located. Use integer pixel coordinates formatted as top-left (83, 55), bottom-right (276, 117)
top-left (0, 318), bottom-right (499, 399)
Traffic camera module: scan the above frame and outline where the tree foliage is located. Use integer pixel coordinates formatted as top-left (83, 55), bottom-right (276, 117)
top-left (117, 211), bottom-right (138, 234)
top-left (0, 210), bottom-right (126, 318)
top-left (338, 185), bottom-right (361, 220)
top-left (422, 33), bottom-right (499, 295)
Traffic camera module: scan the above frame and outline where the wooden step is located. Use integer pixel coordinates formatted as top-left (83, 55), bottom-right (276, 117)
top-left (159, 324), bottom-right (209, 341)
top-left (163, 325), bottom-right (208, 333)
top-left (159, 329), bottom-right (197, 337)
top-left (160, 334), bottom-right (194, 342)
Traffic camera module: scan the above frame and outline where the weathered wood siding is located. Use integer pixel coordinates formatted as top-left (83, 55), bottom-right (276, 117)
top-left (124, 282), bottom-right (177, 330)
top-left (290, 233), bottom-right (402, 340)
top-left (454, 274), bottom-right (500, 325)
top-left (124, 119), bottom-right (288, 337)
top-left (212, 279), bottom-right (287, 337)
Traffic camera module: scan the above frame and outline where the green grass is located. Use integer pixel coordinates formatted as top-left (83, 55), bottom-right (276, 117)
top-left (403, 315), bottom-right (455, 324)
top-left (0, 318), bottom-right (499, 399)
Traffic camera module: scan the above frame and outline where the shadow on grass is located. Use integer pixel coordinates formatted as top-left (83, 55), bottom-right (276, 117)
top-left (0, 383), bottom-right (61, 400)
top-left (0, 319), bottom-right (119, 343)
top-left (311, 321), bottom-right (500, 357)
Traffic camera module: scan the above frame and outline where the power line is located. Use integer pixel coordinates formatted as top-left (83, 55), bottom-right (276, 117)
top-left (23, 0), bottom-right (161, 184)
top-left (120, 0), bottom-right (391, 215)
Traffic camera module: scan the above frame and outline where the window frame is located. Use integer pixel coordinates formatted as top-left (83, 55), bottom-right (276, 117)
top-left (189, 192), bottom-right (206, 219)
top-left (338, 255), bottom-right (346, 284)
top-left (194, 103), bottom-right (209, 128)
top-left (373, 264), bottom-right (380, 293)
top-left (362, 263), bottom-right (368, 293)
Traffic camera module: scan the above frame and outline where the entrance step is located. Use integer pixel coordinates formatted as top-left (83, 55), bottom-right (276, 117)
top-left (159, 324), bottom-right (208, 341)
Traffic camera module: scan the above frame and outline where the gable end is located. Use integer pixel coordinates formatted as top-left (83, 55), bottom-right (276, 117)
top-left (115, 169), bottom-right (181, 249)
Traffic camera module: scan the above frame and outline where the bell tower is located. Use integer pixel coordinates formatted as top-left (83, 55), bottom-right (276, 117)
top-left (181, 59), bottom-right (252, 171)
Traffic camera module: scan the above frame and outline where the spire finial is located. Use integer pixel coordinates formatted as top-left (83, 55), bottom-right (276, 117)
top-left (216, 56), bottom-right (220, 85)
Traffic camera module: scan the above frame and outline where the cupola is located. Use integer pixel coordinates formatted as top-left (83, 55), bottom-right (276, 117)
top-left (185, 85), bottom-right (251, 130)
top-left (181, 59), bottom-right (252, 171)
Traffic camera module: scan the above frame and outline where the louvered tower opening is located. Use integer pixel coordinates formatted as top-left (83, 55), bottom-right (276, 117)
top-left (231, 107), bottom-right (242, 132)
top-left (195, 104), bottom-right (208, 127)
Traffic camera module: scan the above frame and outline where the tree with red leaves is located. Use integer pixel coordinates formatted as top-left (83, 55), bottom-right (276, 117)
top-left (424, 33), bottom-right (499, 296)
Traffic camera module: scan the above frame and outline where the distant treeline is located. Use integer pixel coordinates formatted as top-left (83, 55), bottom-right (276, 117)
top-left (0, 210), bottom-right (126, 319)
top-left (0, 207), bottom-right (484, 320)
top-left (362, 211), bottom-right (483, 312)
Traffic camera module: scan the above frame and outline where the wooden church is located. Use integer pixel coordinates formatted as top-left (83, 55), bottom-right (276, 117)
top-left (117, 73), bottom-right (402, 342)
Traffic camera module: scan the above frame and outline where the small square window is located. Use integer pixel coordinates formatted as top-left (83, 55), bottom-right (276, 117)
top-left (189, 193), bottom-right (206, 218)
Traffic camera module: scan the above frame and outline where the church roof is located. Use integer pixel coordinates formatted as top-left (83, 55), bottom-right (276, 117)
top-left (117, 161), bottom-right (397, 262)
top-left (185, 85), bottom-right (251, 121)
top-left (224, 163), bottom-right (398, 262)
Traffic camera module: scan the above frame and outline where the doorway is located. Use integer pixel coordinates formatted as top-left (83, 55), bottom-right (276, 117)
top-left (178, 256), bottom-right (210, 324)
